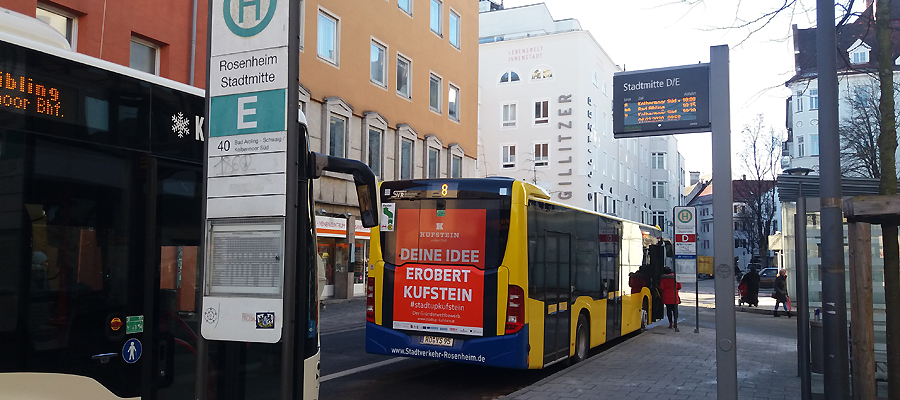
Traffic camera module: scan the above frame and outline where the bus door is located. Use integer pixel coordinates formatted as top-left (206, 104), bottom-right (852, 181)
top-left (539, 231), bottom-right (571, 365)
top-left (605, 280), bottom-right (622, 341)
top-left (6, 142), bottom-right (190, 398)
top-left (150, 159), bottom-right (204, 399)
top-left (601, 225), bottom-right (622, 341)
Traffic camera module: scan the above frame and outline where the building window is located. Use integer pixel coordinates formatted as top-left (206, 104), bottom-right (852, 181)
top-left (532, 67), bottom-right (552, 80)
top-left (502, 145), bottom-right (516, 168)
top-left (429, 74), bottom-right (442, 113)
top-left (811, 134), bottom-right (819, 156)
top-left (36, 5), bottom-right (76, 48)
top-left (448, 84), bottom-right (460, 121)
top-left (368, 127), bottom-right (382, 177)
top-left (502, 103), bottom-right (516, 127)
top-left (795, 92), bottom-right (803, 112)
top-left (500, 71), bottom-right (520, 83)
top-left (851, 47), bottom-right (870, 64)
top-left (400, 138), bottom-right (413, 179)
top-left (652, 152), bottom-right (665, 169)
top-left (652, 211), bottom-right (666, 228)
top-left (397, 55), bottom-right (411, 99)
top-left (430, 0), bottom-right (442, 36)
top-left (399, 0), bottom-right (412, 15)
top-left (810, 89), bottom-right (818, 110)
top-left (798, 136), bottom-right (805, 157)
top-left (317, 11), bottom-right (338, 64)
top-left (328, 114), bottom-right (346, 157)
top-left (451, 155), bottom-right (462, 178)
top-left (534, 143), bottom-right (549, 167)
top-left (853, 86), bottom-right (871, 104)
top-left (449, 10), bottom-right (460, 49)
top-left (129, 37), bottom-right (159, 75)
top-left (652, 181), bottom-right (666, 199)
top-left (427, 147), bottom-right (439, 178)
top-left (370, 41), bottom-right (386, 87)
top-left (534, 100), bottom-right (549, 125)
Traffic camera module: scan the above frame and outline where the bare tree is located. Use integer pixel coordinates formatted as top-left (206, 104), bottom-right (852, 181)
top-left (838, 81), bottom-right (900, 178)
top-left (735, 115), bottom-right (781, 269)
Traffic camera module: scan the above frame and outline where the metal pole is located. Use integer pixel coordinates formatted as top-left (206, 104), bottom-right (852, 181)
top-left (695, 259), bottom-right (699, 333)
top-left (710, 45), bottom-right (738, 400)
top-left (796, 187), bottom-right (811, 400)
top-left (816, 1), bottom-right (851, 397)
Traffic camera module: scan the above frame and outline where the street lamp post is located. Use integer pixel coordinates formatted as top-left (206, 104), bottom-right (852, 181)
top-left (784, 167), bottom-right (813, 400)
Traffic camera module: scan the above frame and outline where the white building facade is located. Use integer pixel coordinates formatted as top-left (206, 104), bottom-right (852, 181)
top-left (784, 17), bottom-right (900, 174)
top-left (478, 2), bottom-right (685, 236)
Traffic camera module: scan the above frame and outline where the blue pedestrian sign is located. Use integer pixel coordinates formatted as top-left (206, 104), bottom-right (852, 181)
top-left (122, 338), bottom-right (142, 364)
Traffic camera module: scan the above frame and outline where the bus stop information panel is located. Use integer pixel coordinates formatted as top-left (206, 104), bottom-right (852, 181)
top-left (613, 64), bottom-right (710, 138)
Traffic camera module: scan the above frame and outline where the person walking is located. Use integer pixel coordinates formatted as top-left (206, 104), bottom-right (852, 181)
top-left (659, 266), bottom-right (682, 332)
top-left (740, 266), bottom-right (761, 307)
top-left (773, 268), bottom-right (791, 317)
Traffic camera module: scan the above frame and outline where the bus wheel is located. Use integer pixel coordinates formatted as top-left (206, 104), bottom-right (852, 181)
top-left (640, 309), bottom-right (648, 333)
top-left (573, 314), bottom-right (589, 363)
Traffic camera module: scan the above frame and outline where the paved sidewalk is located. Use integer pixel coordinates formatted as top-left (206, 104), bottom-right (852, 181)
top-left (501, 309), bottom-right (801, 400)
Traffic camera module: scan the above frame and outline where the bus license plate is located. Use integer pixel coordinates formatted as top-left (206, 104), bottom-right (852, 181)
top-left (420, 336), bottom-right (453, 347)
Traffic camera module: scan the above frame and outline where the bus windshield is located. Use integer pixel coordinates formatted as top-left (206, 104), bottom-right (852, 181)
top-left (376, 180), bottom-right (511, 337)
top-left (379, 180), bottom-right (511, 271)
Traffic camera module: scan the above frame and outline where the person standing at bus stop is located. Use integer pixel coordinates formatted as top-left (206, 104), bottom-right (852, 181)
top-left (660, 267), bottom-right (682, 332)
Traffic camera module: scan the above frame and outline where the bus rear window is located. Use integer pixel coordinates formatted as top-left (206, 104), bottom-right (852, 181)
top-left (379, 198), bottom-right (508, 270)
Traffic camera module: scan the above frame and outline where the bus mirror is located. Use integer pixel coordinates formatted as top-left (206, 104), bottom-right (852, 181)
top-left (308, 152), bottom-right (379, 228)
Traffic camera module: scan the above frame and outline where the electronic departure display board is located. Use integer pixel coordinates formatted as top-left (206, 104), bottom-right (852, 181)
top-left (0, 70), bottom-right (76, 123)
top-left (613, 64), bottom-right (710, 138)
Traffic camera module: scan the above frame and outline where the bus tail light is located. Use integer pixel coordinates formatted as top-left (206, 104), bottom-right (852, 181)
top-left (505, 285), bottom-right (525, 334)
top-left (366, 277), bottom-right (375, 323)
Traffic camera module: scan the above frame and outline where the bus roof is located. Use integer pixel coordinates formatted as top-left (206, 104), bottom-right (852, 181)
top-left (0, 29), bottom-right (204, 97)
top-left (381, 177), bottom-right (661, 236)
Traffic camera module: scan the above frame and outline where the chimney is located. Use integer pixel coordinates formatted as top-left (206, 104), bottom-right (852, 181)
top-left (689, 171), bottom-right (700, 186)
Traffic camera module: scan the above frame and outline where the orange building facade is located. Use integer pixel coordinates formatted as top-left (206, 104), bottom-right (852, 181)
top-left (294, 0), bottom-right (480, 297)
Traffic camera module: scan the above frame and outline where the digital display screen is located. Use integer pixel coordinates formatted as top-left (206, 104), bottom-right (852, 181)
top-left (0, 70), bottom-right (76, 123)
top-left (613, 64), bottom-right (710, 138)
top-left (623, 95), bottom-right (698, 125)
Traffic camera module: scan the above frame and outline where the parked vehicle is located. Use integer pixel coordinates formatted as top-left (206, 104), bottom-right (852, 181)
top-left (759, 268), bottom-right (779, 288)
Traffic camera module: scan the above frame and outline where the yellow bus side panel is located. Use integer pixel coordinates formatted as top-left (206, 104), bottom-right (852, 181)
top-left (621, 288), bottom-right (651, 335)
top-left (570, 296), bottom-right (609, 353)
top-left (504, 188), bottom-right (529, 288)
top-left (526, 298), bottom-right (544, 369)
top-left (496, 266), bottom-right (510, 336)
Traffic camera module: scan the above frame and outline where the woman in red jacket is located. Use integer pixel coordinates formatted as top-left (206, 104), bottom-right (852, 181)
top-left (659, 267), bottom-right (682, 332)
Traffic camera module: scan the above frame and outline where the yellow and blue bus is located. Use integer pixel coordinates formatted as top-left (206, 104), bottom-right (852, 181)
top-left (365, 178), bottom-right (672, 369)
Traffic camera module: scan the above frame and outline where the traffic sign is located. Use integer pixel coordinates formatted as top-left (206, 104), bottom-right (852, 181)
top-left (211, 0), bottom-right (288, 56)
top-left (673, 206), bottom-right (697, 258)
top-left (204, 0), bottom-right (292, 344)
top-left (122, 338), bottom-right (142, 364)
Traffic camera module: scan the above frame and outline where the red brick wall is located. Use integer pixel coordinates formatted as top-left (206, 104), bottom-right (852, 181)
top-left (5, 0), bottom-right (208, 88)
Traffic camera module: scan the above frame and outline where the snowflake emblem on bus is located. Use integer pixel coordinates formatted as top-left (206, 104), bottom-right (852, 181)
top-left (171, 112), bottom-right (191, 138)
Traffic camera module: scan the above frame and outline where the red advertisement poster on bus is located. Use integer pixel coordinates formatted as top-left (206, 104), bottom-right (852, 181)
top-left (392, 208), bottom-right (486, 336)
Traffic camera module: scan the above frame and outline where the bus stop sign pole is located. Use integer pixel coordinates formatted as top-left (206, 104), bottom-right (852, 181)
top-left (710, 45), bottom-right (738, 400)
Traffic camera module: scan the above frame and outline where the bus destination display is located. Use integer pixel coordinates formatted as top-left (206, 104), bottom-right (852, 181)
top-left (0, 71), bottom-right (75, 122)
top-left (613, 64), bottom-right (710, 138)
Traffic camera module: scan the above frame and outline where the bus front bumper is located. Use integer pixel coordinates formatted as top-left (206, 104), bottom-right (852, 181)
top-left (365, 322), bottom-right (529, 369)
